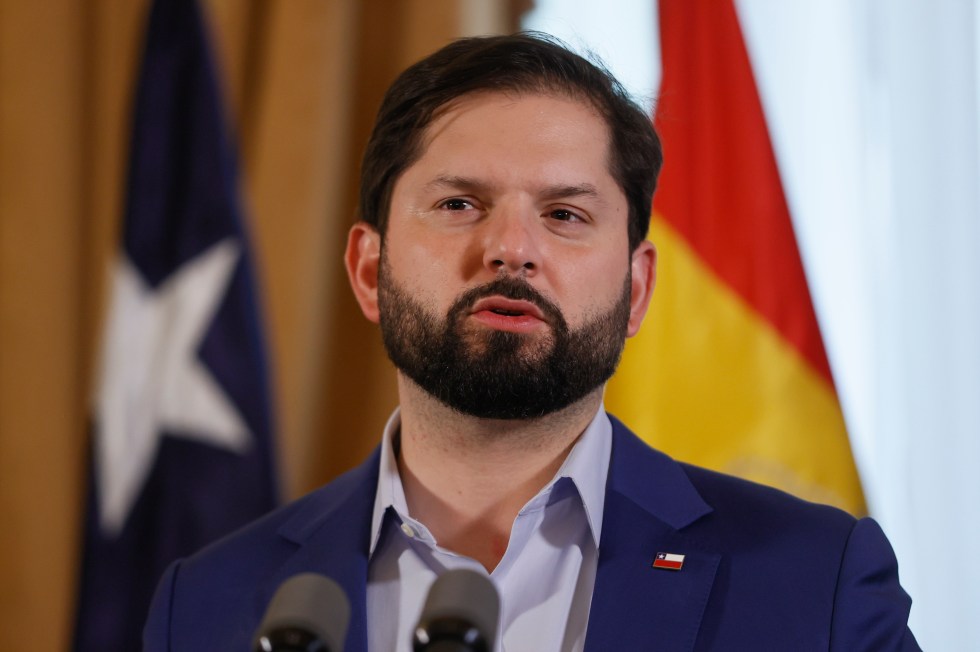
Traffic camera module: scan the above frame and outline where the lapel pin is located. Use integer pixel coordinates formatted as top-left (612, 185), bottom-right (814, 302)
top-left (652, 552), bottom-right (685, 571)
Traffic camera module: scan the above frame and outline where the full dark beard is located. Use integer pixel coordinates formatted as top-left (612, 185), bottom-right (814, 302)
top-left (377, 263), bottom-right (632, 420)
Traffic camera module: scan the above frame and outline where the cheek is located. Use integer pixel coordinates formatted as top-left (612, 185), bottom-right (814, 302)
top-left (384, 240), bottom-right (464, 309)
top-left (556, 246), bottom-right (631, 317)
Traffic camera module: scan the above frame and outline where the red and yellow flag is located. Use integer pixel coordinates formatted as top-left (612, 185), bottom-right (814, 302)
top-left (606, 0), bottom-right (865, 514)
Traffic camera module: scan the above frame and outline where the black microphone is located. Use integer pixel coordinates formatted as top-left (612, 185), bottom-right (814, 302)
top-left (253, 573), bottom-right (350, 652)
top-left (413, 568), bottom-right (501, 652)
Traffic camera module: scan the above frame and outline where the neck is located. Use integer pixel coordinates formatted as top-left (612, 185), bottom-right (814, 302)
top-left (394, 374), bottom-right (601, 571)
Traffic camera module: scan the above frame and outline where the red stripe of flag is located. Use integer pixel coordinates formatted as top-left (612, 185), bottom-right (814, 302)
top-left (655, 0), bottom-right (834, 385)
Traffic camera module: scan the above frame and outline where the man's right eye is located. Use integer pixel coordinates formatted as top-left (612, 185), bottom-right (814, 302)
top-left (439, 198), bottom-right (473, 211)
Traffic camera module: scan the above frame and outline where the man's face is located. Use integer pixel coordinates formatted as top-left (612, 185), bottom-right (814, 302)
top-left (349, 91), bottom-right (655, 419)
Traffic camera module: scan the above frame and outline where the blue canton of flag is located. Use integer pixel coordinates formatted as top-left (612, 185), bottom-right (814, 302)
top-left (73, 0), bottom-right (278, 649)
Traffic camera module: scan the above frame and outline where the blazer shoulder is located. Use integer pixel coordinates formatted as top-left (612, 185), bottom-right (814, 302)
top-left (681, 460), bottom-right (856, 530)
top-left (607, 413), bottom-right (856, 536)
top-left (144, 448), bottom-right (381, 651)
top-left (182, 445), bottom-right (380, 576)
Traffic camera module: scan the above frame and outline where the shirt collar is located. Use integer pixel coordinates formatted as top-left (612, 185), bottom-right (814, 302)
top-left (553, 405), bottom-right (612, 546)
top-left (368, 405), bottom-right (612, 556)
top-left (369, 408), bottom-right (409, 556)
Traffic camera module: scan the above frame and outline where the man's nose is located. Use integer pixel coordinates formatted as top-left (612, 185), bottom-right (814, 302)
top-left (481, 206), bottom-right (541, 275)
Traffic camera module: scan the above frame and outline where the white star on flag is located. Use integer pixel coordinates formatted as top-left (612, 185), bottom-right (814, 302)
top-left (94, 237), bottom-right (251, 537)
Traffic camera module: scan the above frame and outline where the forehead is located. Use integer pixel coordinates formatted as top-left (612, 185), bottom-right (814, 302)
top-left (409, 90), bottom-right (616, 186)
top-left (425, 89), bottom-right (606, 136)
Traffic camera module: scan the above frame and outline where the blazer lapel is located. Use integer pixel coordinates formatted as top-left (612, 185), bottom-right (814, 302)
top-left (266, 448), bottom-right (381, 652)
top-left (585, 417), bottom-right (720, 651)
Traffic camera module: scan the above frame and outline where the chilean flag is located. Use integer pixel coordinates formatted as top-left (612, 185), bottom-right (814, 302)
top-left (653, 552), bottom-right (685, 571)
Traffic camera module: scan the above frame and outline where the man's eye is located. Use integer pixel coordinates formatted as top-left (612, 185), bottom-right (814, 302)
top-left (549, 208), bottom-right (580, 222)
top-left (440, 198), bottom-right (473, 211)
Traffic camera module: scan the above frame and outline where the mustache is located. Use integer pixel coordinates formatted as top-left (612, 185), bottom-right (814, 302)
top-left (449, 276), bottom-right (566, 329)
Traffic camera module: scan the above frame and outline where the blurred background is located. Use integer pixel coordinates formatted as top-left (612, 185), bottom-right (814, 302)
top-left (1, 0), bottom-right (977, 649)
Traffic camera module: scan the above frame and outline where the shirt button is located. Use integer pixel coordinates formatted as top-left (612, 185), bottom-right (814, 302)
top-left (400, 522), bottom-right (416, 538)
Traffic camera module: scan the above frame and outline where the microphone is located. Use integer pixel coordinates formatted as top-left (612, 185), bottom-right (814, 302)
top-left (253, 573), bottom-right (350, 652)
top-left (413, 568), bottom-right (500, 652)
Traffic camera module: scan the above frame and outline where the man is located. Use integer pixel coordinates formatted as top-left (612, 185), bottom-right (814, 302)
top-left (144, 33), bottom-right (918, 651)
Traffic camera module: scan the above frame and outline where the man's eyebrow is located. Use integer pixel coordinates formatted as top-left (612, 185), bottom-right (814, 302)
top-left (538, 183), bottom-right (601, 202)
top-left (423, 175), bottom-right (489, 192)
top-left (424, 175), bottom-right (602, 202)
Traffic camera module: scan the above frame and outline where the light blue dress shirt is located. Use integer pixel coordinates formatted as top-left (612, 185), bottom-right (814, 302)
top-left (366, 406), bottom-right (612, 652)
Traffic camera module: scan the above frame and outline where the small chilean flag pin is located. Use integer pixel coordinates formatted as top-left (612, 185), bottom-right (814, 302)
top-left (652, 552), bottom-right (685, 571)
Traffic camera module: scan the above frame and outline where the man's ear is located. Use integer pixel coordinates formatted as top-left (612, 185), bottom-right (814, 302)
top-left (627, 240), bottom-right (657, 337)
top-left (345, 222), bottom-right (382, 323)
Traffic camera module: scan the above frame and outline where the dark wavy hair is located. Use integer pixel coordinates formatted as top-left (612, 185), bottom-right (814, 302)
top-left (358, 32), bottom-right (662, 252)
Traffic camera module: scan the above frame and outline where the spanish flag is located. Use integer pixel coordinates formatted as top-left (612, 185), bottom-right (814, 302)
top-left (606, 0), bottom-right (865, 514)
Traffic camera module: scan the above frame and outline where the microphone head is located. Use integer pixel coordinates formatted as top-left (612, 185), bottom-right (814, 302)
top-left (253, 573), bottom-right (350, 652)
top-left (413, 568), bottom-right (500, 652)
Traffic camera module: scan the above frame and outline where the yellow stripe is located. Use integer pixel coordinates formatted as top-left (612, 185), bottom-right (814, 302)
top-left (607, 217), bottom-right (866, 514)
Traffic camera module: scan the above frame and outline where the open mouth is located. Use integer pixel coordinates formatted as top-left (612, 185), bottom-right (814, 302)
top-left (471, 296), bottom-right (545, 320)
top-left (468, 296), bottom-right (548, 333)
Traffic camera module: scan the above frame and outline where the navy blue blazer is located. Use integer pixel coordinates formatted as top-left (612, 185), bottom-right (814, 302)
top-left (144, 416), bottom-right (918, 650)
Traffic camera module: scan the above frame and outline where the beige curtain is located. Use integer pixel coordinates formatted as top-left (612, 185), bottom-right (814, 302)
top-left (0, 1), bottom-right (524, 648)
